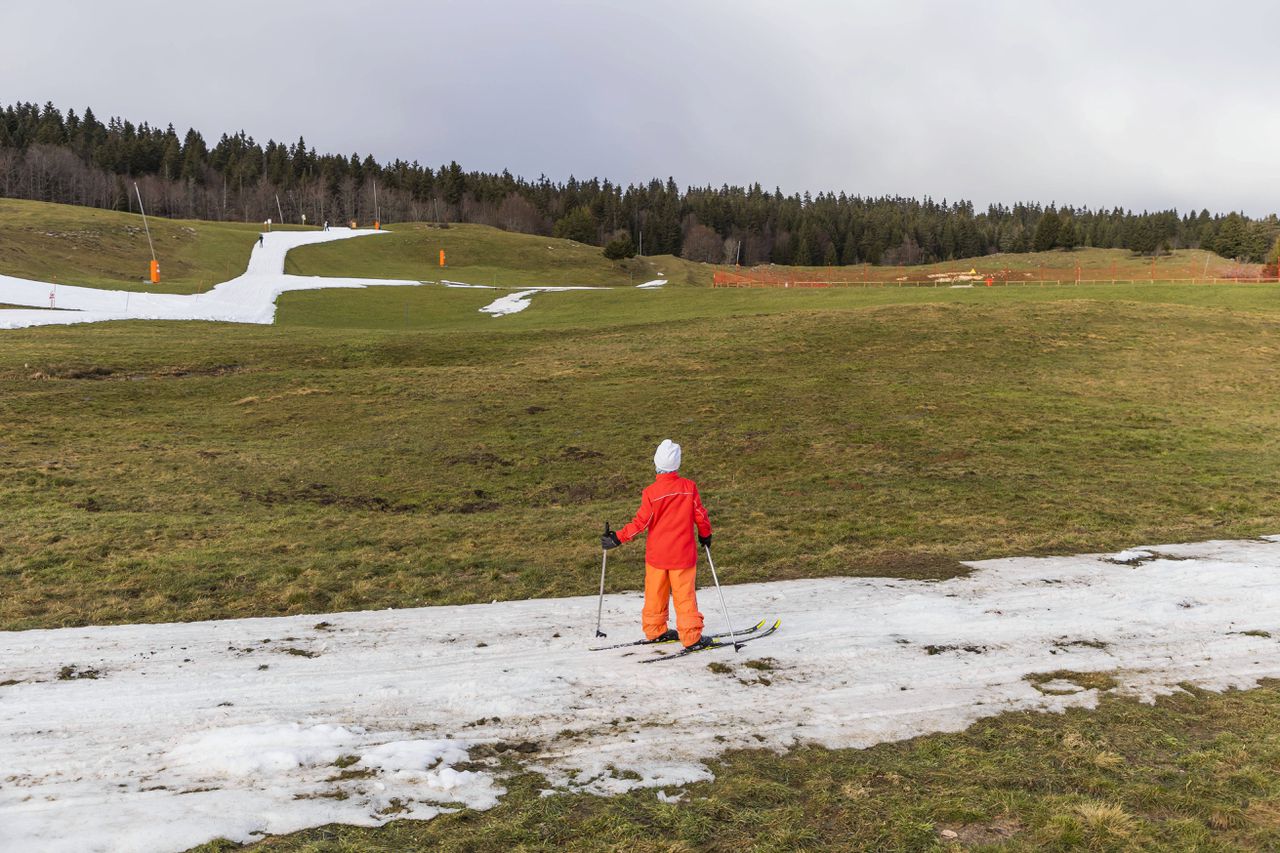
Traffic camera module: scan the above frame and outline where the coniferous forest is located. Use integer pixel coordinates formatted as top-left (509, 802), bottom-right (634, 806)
top-left (2, 100), bottom-right (1277, 267)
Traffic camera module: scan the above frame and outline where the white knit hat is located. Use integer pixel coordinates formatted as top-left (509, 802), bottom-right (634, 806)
top-left (654, 439), bottom-right (681, 472)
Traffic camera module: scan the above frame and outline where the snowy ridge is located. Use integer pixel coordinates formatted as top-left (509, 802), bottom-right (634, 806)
top-left (0, 229), bottom-right (420, 329)
top-left (3, 536), bottom-right (1280, 851)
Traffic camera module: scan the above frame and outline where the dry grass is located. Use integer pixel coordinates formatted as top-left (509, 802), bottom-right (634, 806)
top-left (4, 292), bottom-right (1280, 630)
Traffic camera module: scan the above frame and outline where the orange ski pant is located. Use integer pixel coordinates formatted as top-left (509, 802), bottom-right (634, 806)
top-left (643, 564), bottom-right (704, 646)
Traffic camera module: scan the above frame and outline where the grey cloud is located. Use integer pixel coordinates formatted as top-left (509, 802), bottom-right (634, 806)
top-left (1, 0), bottom-right (1275, 214)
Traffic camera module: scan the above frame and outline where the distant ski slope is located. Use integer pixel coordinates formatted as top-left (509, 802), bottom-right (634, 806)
top-left (0, 228), bottom-right (420, 328)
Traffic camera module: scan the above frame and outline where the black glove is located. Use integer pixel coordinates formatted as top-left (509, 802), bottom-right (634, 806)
top-left (601, 522), bottom-right (621, 550)
top-left (698, 533), bottom-right (712, 548)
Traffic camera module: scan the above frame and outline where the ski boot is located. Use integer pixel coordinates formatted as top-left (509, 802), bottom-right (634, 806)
top-left (682, 635), bottom-right (717, 652)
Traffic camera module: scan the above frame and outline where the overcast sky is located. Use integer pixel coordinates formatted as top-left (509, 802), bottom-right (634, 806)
top-left (3, 1), bottom-right (1276, 214)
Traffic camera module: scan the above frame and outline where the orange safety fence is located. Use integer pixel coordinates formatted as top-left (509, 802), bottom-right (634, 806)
top-left (712, 267), bottom-right (1280, 288)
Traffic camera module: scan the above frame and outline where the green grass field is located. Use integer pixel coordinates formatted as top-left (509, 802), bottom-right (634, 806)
top-left (4, 205), bottom-right (1280, 850)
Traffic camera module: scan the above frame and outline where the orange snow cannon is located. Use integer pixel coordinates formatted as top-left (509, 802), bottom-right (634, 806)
top-left (150, 259), bottom-right (160, 284)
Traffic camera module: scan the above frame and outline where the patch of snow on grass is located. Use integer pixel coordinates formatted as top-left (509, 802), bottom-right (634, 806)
top-left (480, 289), bottom-right (541, 316)
top-left (636, 279), bottom-right (667, 289)
top-left (3, 535), bottom-right (1280, 851)
top-left (478, 286), bottom-right (601, 317)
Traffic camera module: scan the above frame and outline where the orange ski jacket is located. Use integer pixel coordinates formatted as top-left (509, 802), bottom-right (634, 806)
top-left (616, 472), bottom-right (713, 570)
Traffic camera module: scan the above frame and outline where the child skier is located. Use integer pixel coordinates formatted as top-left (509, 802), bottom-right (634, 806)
top-left (601, 439), bottom-right (714, 650)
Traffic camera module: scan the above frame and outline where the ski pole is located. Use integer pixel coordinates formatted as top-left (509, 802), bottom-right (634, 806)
top-left (703, 545), bottom-right (741, 651)
top-left (594, 523), bottom-right (611, 637)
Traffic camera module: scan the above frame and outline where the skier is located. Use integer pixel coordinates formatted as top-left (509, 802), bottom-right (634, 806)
top-left (601, 439), bottom-right (714, 651)
top-left (258, 234), bottom-right (264, 247)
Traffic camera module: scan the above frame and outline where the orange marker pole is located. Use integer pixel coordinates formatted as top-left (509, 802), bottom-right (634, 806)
top-left (150, 259), bottom-right (160, 284)
top-left (439, 249), bottom-right (446, 268)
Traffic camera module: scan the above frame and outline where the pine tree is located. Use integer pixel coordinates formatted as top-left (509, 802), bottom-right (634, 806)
top-left (1213, 214), bottom-right (1246, 260)
top-left (553, 206), bottom-right (596, 244)
top-left (34, 101), bottom-right (65, 145)
top-left (1033, 211), bottom-right (1060, 252)
top-left (1058, 216), bottom-right (1078, 251)
top-left (603, 230), bottom-right (635, 260)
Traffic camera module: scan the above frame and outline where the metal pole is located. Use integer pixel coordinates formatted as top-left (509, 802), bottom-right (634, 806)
top-left (134, 182), bottom-right (156, 261)
top-left (594, 522), bottom-right (612, 637)
top-left (275, 194), bottom-right (286, 226)
top-left (703, 546), bottom-right (741, 651)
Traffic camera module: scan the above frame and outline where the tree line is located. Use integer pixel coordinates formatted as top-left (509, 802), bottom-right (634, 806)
top-left (2, 100), bottom-right (1277, 268)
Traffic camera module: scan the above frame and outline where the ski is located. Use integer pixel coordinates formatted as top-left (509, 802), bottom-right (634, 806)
top-left (639, 619), bottom-right (781, 663)
top-left (589, 619), bottom-right (767, 652)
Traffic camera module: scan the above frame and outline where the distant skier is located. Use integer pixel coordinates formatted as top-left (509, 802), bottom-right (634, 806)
top-left (257, 234), bottom-right (264, 247)
top-left (601, 439), bottom-right (714, 651)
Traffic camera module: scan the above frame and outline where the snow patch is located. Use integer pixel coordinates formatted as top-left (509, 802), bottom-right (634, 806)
top-left (4, 535), bottom-right (1280, 851)
top-left (358, 739), bottom-right (469, 774)
top-left (1106, 548), bottom-right (1155, 564)
top-left (480, 289), bottom-right (542, 316)
top-left (167, 722), bottom-right (356, 778)
top-left (636, 278), bottom-right (667, 289)
top-left (478, 286), bottom-right (600, 317)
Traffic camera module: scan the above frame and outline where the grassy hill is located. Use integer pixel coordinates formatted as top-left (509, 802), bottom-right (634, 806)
top-left (0, 198), bottom-right (298, 294)
top-left (0, 199), bottom-right (1264, 297)
top-left (284, 220), bottom-right (712, 287)
top-left (716, 247), bottom-right (1265, 288)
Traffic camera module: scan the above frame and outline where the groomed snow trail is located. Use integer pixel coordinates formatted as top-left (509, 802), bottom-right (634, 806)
top-left (0, 229), bottom-right (419, 329)
top-left (3, 536), bottom-right (1279, 852)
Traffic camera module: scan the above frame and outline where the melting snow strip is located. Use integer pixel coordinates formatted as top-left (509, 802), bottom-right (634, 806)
top-left (2, 536), bottom-right (1279, 851)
